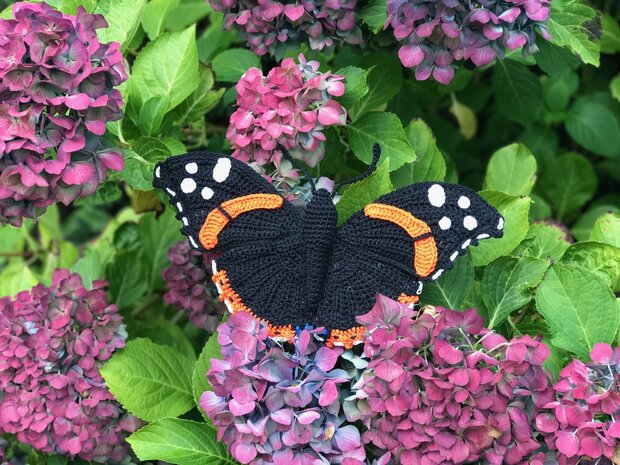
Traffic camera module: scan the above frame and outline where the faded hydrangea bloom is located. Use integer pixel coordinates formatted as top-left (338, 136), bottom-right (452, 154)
top-left (162, 241), bottom-right (226, 334)
top-left (386, 0), bottom-right (551, 84)
top-left (227, 54), bottom-right (346, 175)
top-left (0, 2), bottom-right (127, 226)
top-left (200, 311), bottom-right (365, 464)
top-left (207, 0), bottom-right (362, 56)
top-left (347, 295), bottom-right (556, 464)
top-left (535, 343), bottom-right (620, 465)
top-left (0, 270), bottom-right (140, 462)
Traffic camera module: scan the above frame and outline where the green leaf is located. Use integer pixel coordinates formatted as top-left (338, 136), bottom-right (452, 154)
top-left (131, 320), bottom-right (197, 362)
top-left (590, 212), bottom-right (620, 247)
top-left (139, 210), bottom-right (183, 291)
top-left (138, 96), bottom-right (170, 136)
top-left (105, 250), bottom-right (148, 310)
top-left (512, 222), bottom-right (571, 262)
top-left (565, 98), bottom-right (620, 158)
top-left (611, 75), bottom-right (620, 102)
top-left (493, 59), bottom-right (543, 125)
top-left (165, 0), bottom-right (211, 31)
top-left (71, 249), bottom-right (103, 290)
top-left (392, 119), bottom-right (446, 187)
top-left (142, 0), bottom-right (180, 40)
top-left (572, 205), bottom-right (620, 241)
top-left (167, 67), bottom-right (224, 127)
top-left (542, 72), bottom-right (579, 112)
top-left (560, 241), bottom-right (620, 289)
top-left (193, 332), bottom-right (222, 420)
top-left (336, 160), bottom-right (392, 225)
top-left (94, 0), bottom-right (146, 51)
top-left (131, 26), bottom-right (199, 111)
top-left (482, 256), bottom-right (549, 328)
top-left (422, 252), bottom-right (474, 310)
top-left (100, 339), bottom-right (195, 422)
top-left (535, 265), bottom-right (619, 360)
top-left (128, 419), bottom-right (235, 465)
top-left (0, 260), bottom-right (37, 298)
top-left (351, 53), bottom-right (403, 119)
top-left (600, 13), bottom-right (620, 55)
top-left (539, 152), bottom-right (597, 220)
top-left (196, 14), bottom-right (236, 63)
top-left (348, 112), bottom-right (416, 172)
top-left (124, 137), bottom-right (172, 191)
top-left (469, 191), bottom-right (531, 267)
top-left (483, 143), bottom-right (537, 196)
top-left (535, 40), bottom-right (581, 77)
top-left (359, 0), bottom-right (387, 33)
top-left (336, 66), bottom-right (370, 108)
top-left (546, 0), bottom-right (600, 66)
top-left (212, 48), bottom-right (260, 83)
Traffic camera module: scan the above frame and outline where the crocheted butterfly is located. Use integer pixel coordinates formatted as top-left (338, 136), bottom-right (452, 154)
top-left (154, 145), bottom-right (504, 347)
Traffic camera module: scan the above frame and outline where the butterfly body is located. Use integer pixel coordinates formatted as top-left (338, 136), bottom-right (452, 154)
top-left (154, 150), bottom-right (504, 347)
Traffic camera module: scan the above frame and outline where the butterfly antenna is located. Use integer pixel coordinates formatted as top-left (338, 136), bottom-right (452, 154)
top-left (333, 143), bottom-right (381, 195)
top-left (277, 144), bottom-right (317, 193)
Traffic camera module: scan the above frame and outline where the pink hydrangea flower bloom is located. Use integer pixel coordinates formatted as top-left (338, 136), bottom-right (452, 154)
top-left (0, 2), bottom-right (127, 226)
top-left (0, 270), bottom-right (140, 462)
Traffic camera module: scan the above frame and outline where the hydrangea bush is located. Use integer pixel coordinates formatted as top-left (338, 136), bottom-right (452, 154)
top-left (1, 0), bottom-right (619, 464)
top-left (0, 2), bottom-right (127, 226)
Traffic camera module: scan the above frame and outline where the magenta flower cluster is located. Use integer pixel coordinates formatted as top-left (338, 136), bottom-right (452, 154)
top-left (228, 54), bottom-right (346, 174)
top-left (0, 270), bottom-right (140, 462)
top-left (346, 296), bottom-right (556, 465)
top-left (162, 241), bottom-right (226, 334)
top-left (208, 0), bottom-right (361, 56)
top-left (386, 0), bottom-right (551, 84)
top-left (536, 343), bottom-right (620, 465)
top-left (199, 311), bottom-right (365, 464)
top-left (0, 2), bottom-right (127, 226)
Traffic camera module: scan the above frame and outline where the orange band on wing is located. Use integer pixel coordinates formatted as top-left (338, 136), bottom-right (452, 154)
top-left (364, 203), bottom-right (438, 278)
top-left (199, 194), bottom-right (283, 250)
top-left (398, 293), bottom-right (420, 306)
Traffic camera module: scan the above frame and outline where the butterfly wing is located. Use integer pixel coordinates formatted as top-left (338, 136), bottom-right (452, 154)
top-left (317, 182), bottom-right (504, 345)
top-left (154, 152), bottom-right (308, 335)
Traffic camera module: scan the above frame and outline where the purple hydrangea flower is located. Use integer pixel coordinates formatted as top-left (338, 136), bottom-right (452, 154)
top-left (347, 295), bottom-right (556, 464)
top-left (199, 311), bottom-right (365, 465)
top-left (0, 270), bottom-right (140, 462)
top-left (207, 0), bottom-right (362, 56)
top-left (162, 241), bottom-right (226, 334)
top-left (0, 2), bottom-right (127, 226)
top-left (228, 54), bottom-right (346, 175)
top-left (387, 0), bottom-right (552, 84)
top-left (535, 343), bottom-right (620, 465)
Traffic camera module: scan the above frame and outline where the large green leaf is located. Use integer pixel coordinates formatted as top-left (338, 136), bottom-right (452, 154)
top-left (565, 98), bottom-right (620, 158)
top-left (535, 265), bottom-right (619, 360)
top-left (560, 241), bottom-right (620, 289)
top-left (351, 53), bottom-right (403, 119)
top-left (421, 252), bottom-right (474, 310)
top-left (212, 48), bottom-right (260, 83)
top-left (128, 419), bottom-right (235, 465)
top-left (469, 191), bottom-right (531, 267)
top-left (572, 205), bottom-right (620, 241)
top-left (611, 74), bottom-right (620, 102)
top-left (94, 0), bottom-right (146, 51)
top-left (601, 14), bottom-right (620, 54)
top-left (534, 40), bottom-right (581, 78)
top-left (546, 0), bottom-right (600, 66)
top-left (141, 0), bottom-right (180, 40)
top-left (167, 67), bottom-right (224, 127)
top-left (336, 160), bottom-right (392, 224)
top-left (124, 137), bottom-right (172, 190)
top-left (590, 213), bottom-right (620, 247)
top-left (359, 0), bottom-right (387, 33)
top-left (348, 112), bottom-right (416, 172)
top-left (482, 256), bottom-right (549, 328)
top-left (539, 152), bottom-right (597, 220)
top-left (105, 250), bottom-right (148, 309)
top-left (193, 332), bottom-right (222, 420)
top-left (392, 119), bottom-right (446, 187)
top-left (483, 143), bottom-right (537, 196)
top-left (131, 320), bottom-right (197, 362)
top-left (336, 66), bottom-right (371, 109)
top-left (100, 339), bottom-right (195, 422)
top-left (138, 96), bottom-right (170, 136)
top-left (131, 26), bottom-right (199, 111)
top-left (0, 260), bottom-right (37, 298)
top-left (512, 222), bottom-right (571, 262)
top-left (493, 59), bottom-right (543, 125)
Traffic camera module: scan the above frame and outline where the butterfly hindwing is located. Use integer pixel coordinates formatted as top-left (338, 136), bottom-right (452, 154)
top-left (316, 182), bottom-right (503, 333)
top-left (154, 152), bottom-right (309, 333)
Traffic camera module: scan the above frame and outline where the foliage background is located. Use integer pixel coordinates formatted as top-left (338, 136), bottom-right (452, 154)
top-left (0, 0), bottom-right (619, 463)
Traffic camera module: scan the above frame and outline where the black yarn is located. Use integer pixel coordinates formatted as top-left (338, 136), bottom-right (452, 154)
top-left (333, 143), bottom-right (382, 195)
top-left (153, 149), bottom-right (504, 331)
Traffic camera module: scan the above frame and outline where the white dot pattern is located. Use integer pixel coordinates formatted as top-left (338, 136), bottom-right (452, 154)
top-left (166, 188), bottom-right (176, 197)
top-left (498, 217), bottom-right (504, 230)
top-left (427, 184), bottom-right (446, 207)
top-left (181, 178), bottom-right (196, 194)
top-left (458, 196), bottom-right (470, 209)
top-left (432, 269), bottom-right (444, 280)
top-left (463, 216), bottom-right (477, 230)
top-left (439, 217), bottom-right (451, 230)
top-left (189, 237), bottom-right (198, 248)
top-left (201, 187), bottom-right (214, 200)
top-left (182, 217), bottom-right (189, 226)
top-left (176, 202), bottom-right (183, 212)
top-left (213, 158), bottom-right (232, 183)
top-left (461, 239), bottom-right (471, 249)
top-left (185, 162), bottom-right (198, 174)
top-left (450, 251), bottom-right (459, 261)
top-left (155, 166), bottom-right (161, 178)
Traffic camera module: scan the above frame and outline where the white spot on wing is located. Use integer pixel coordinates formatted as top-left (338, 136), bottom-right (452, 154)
top-left (176, 202), bottom-right (183, 212)
top-left (461, 239), bottom-right (471, 249)
top-left (432, 269), bottom-right (444, 280)
top-left (450, 251), bottom-right (459, 261)
top-left (155, 166), bottom-right (161, 178)
top-left (201, 187), bottom-right (214, 200)
top-left (439, 217), bottom-right (451, 230)
top-left (189, 237), bottom-right (199, 248)
top-left (224, 300), bottom-right (234, 313)
top-left (211, 260), bottom-right (218, 274)
top-left (477, 233), bottom-right (490, 240)
top-left (213, 158), bottom-right (232, 183)
top-left (166, 188), bottom-right (176, 197)
top-left (463, 216), bottom-right (477, 230)
top-left (458, 196), bottom-right (470, 209)
top-left (181, 178), bottom-right (196, 194)
top-left (498, 217), bottom-right (504, 230)
top-left (182, 217), bottom-right (189, 226)
top-left (416, 282), bottom-right (424, 295)
top-left (427, 184), bottom-right (446, 207)
top-left (185, 162), bottom-right (198, 174)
